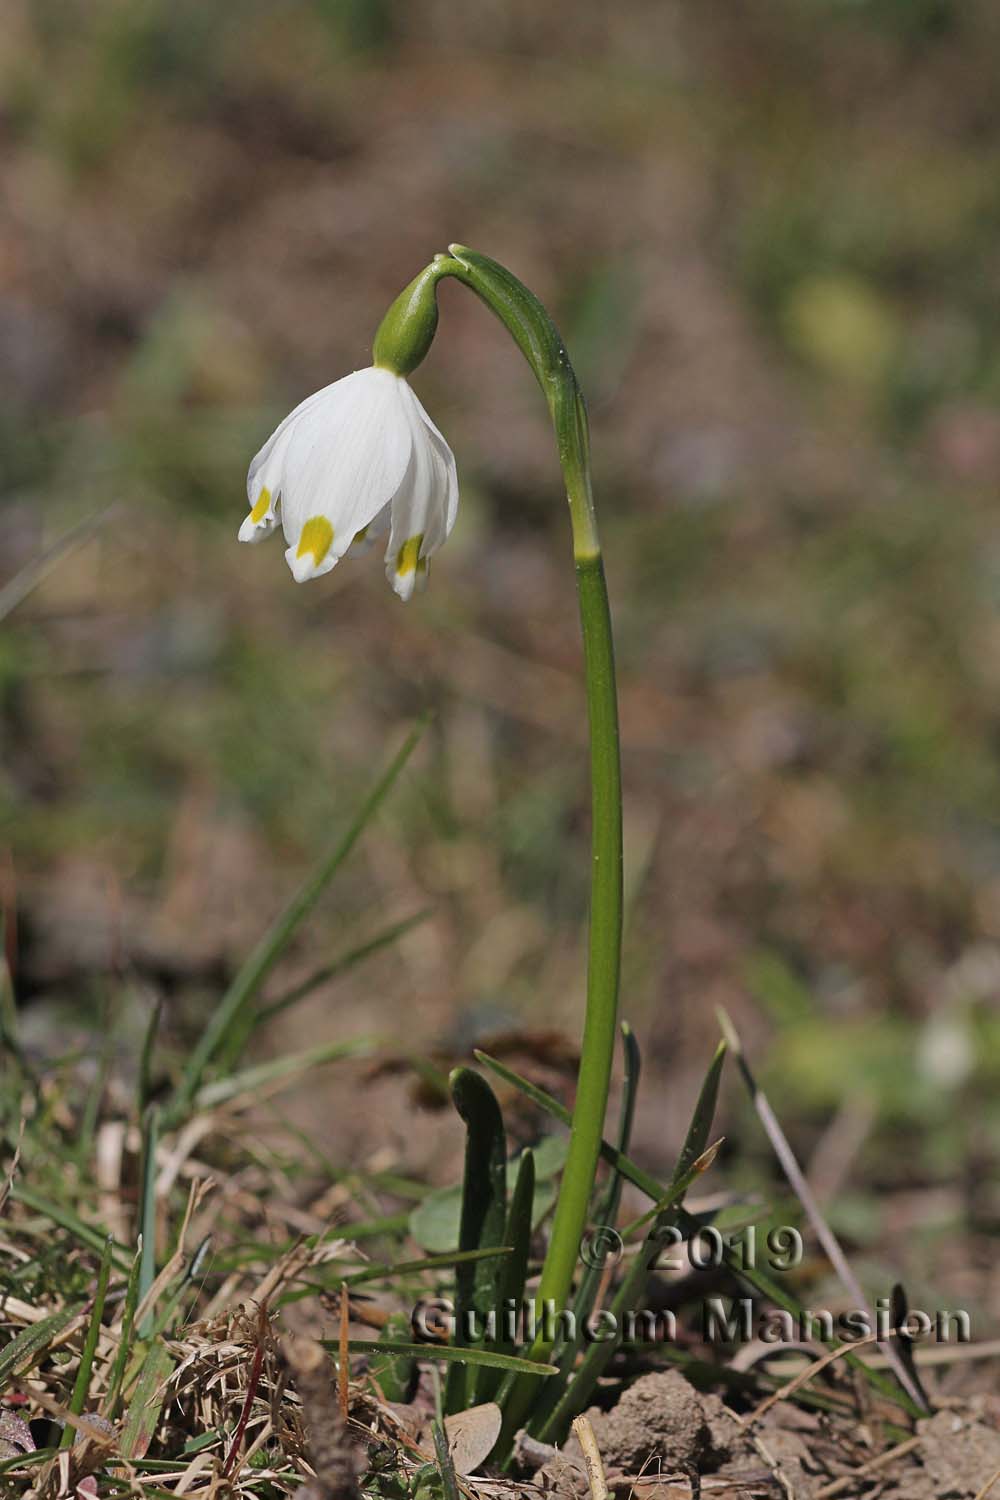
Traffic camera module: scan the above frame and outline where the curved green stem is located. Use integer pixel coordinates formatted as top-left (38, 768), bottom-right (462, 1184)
top-left (375, 247), bottom-right (623, 1443)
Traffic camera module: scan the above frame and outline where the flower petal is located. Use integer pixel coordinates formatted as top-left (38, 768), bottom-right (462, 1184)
top-left (237, 484), bottom-right (281, 543)
top-left (408, 389), bottom-right (459, 545)
top-left (279, 368), bottom-right (414, 580)
top-left (385, 386), bottom-right (457, 599)
top-left (286, 514), bottom-right (337, 581)
top-left (242, 382), bottom-right (336, 544)
top-left (246, 384), bottom-right (331, 504)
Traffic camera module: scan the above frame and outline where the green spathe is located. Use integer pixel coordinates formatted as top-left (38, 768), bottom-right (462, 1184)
top-left (372, 262), bottom-right (442, 375)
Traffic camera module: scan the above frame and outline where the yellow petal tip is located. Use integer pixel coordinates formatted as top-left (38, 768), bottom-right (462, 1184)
top-left (396, 534), bottom-right (424, 577)
top-left (249, 486), bottom-right (272, 524)
top-left (297, 515), bottom-right (335, 564)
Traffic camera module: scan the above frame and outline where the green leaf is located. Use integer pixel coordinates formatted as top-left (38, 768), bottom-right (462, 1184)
top-left (120, 1340), bottom-right (176, 1460)
top-left (9, 1186), bottom-right (130, 1269)
top-left (344, 1244), bottom-right (512, 1289)
top-left (368, 1312), bottom-right (418, 1404)
top-left (524, 1133), bottom-right (568, 1181)
top-left (137, 1106), bottom-right (159, 1335)
top-left (407, 1158), bottom-right (560, 1254)
top-left (675, 1039), bottom-right (727, 1180)
top-left (339, 1340), bottom-right (557, 1376)
top-left (60, 1236), bottom-right (114, 1448)
top-left (474, 1049), bottom-right (665, 1201)
top-left (444, 1068), bottom-right (508, 1414)
top-left (193, 1036), bottom-right (374, 1110)
top-left (256, 910), bottom-right (430, 1026)
top-left (478, 1149), bottom-right (535, 1407)
top-left (433, 1419), bottom-right (461, 1500)
top-left (0, 1307), bottom-right (80, 1385)
top-left (102, 1241), bottom-right (143, 1419)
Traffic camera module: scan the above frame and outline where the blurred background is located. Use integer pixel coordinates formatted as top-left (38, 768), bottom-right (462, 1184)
top-left (3, 1), bottom-right (1000, 1324)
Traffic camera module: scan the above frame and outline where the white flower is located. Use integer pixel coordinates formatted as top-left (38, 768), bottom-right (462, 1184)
top-left (239, 366), bottom-right (458, 599)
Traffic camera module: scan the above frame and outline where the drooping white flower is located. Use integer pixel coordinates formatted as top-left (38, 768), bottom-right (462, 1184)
top-left (239, 366), bottom-right (458, 600)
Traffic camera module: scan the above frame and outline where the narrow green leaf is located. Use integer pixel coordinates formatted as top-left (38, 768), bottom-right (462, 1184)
top-left (0, 1448), bottom-right (53, 1476)
top-left (119, 1340), bottom-right (175, 1460)
top-left (137, 1107), bottom-right (159, 1335)
top-left (193, 1036), bottom-right (375, 1110)
top-left (433, 1420), bottom-right (461, 1500)
top-left (277, 1244), bottom-right (516, 1307)
top-left (367, 1312), bottom-right (418, 1404)
top-left (675, 1039), bottom-right (726, 1180)
top-left (9, 1186), bottom-right (130, 1268)
top-left (478, 1148), bottom-right (534, 1405)
top-left (102, 1240), bottom-right (143, 1418)
top-left (338, 1340), bottom-right (557, 1376)
top-left (343, 1244), bottom-right (512, 1288)
top-left (474, 1049), bottom-right (664, 1201)
top-left (171, 715), bottom-right (427, 1117)
top-left (0, 1307), bottom-right (80, 1385)
top-left (597, 1021), bottom-right (642, 1229)
top-left (137, 998), bottom-right (163, 1117)
top-left (0, 506), bottom-right (114, 623)
top-left (444, 1068), bottom-right (508, 1414)
top-left (60, 1237), bottom-right (114, 1448)
top-left (256, 910), bottom-right (431, 1026)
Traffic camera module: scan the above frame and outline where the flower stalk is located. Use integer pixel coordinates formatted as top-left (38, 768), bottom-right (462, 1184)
top-left (375, 247), bottom-right (623, 1427)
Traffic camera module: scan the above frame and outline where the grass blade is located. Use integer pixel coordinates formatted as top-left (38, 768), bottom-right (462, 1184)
top-left (277, 1244), bottom-right (515, 1306)
top-left (9, 1186), bottom-right (130, 1268)
top-left (596, 1021), bottom-right (641, 1229)
top-left (346, 1243), bottom-right (512, 1288)
top-left (256, 910), bottom-right (431, 1026)
top-left (137, 1107), bottom-right (159, 1335)
top-left (102, 1240), bottom-right (143, 1418)
top-left (0, 506), bottom-right (115, 623)
top-left (675, 1038), bottom-right (726, 1179)
top-left (137, 997), bottom-right (163, 1117)
top-left (171, 715), bottom-right (427, 1118)
top-left (59, 1236), bottom-right (114, 1448)
top-left (433, 1420), bottom-right (461, 1500)
top-left (0, 1308), bottom-right (80, 1385)
top-left (337, 1340), bottom-right (557, 1376)
top-left (193, 1036), bottom-right (375, 1110)
top-left (119, 1340), bottom-right (175, 1461)
top-left (474, 1049), bottom-right (664, 1201)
